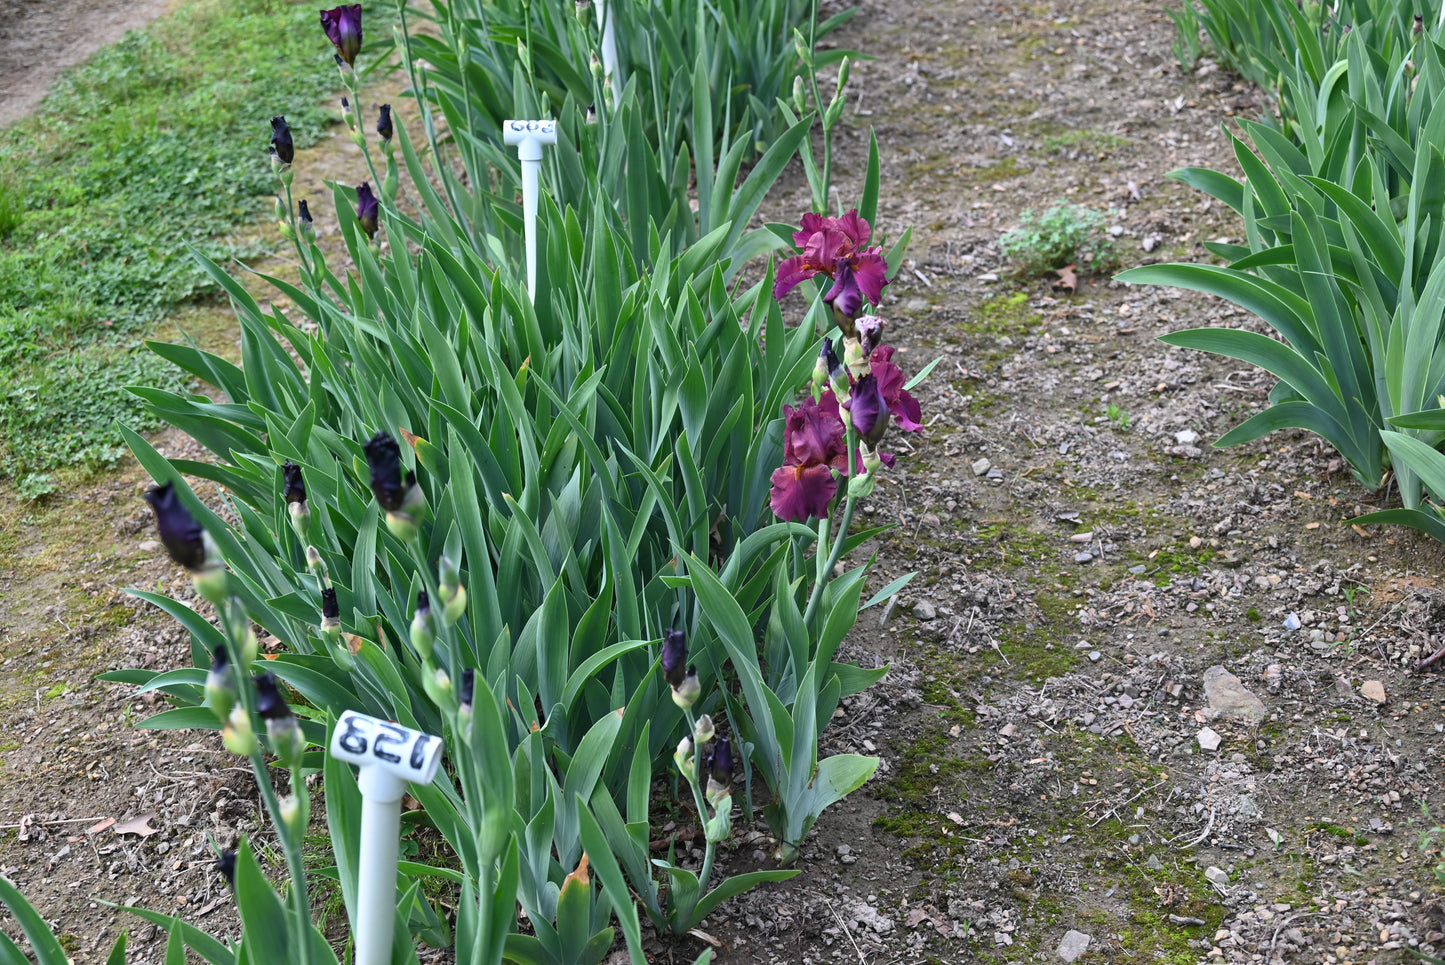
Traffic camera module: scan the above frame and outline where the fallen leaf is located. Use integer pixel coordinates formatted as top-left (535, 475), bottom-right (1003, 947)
top-left (86, 817), bottom-right (116, 836)
top-left (114, 813), bottom-right (159, 838)
top-left (1351, 524), bottom-right (1372, 538)
top-left (1051, 263), bottom-right (1078, 294)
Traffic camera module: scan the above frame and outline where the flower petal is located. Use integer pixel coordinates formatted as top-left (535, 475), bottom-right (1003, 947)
top-left (769, 462), bottom-right (837, 521)
top-left (773, 253), bottom-right (816, 300)
top-left (835, 209), bottom-right (872, 246)
top-left (851, 249), bottom-right (889, 304)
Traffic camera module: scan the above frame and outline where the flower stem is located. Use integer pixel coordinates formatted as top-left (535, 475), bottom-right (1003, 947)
top-left (802, 427), bottom-right (858, 629)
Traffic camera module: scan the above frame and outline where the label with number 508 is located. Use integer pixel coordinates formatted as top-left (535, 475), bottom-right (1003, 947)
top-left (330, 710), bottom-right (443, 784)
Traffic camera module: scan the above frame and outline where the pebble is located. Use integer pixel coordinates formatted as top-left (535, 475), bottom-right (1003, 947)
top-left (1198, 727), bottom-right (1222, 751)
top-left (1056, 929), bottom-right (1091, 962)
top-left (1202, 665), bottom-right (1267, 723)
top-left (1361, 680), bottom-right (1387, 704)
top-left (1204, 866), bottom-right (1231, 887)
top-left (1175, 429), bottom-right (1199, 445)
top-left (971, 457), bottom-right (991, 476)
top-left (914, 600), bottom-right (937, 621)
top-left (1074, 551), bottom-right (1093, 563)
top-left (1283, 612), bottom-right (1301, 631)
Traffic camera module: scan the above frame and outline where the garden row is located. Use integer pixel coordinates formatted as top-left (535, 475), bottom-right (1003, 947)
top-left (1, 0), bottom-right (929, 963)
top-left (1133, 0), bottom-right (1445, 543)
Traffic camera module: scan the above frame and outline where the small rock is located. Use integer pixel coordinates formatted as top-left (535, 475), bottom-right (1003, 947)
top-left (914, 601), bottom-right (937, 622)
top-left (1202, 665), bottom-right (1267, 723)
top-left (978, 272), bottom-right (999, 282)
top-left (1283, 612), bottom-right (1301, 631)
top-left (1128, 564), bottom-right (1146, 574)
top-left (1189, 536), bottom-right (1203, 549)
top-left (1057, 930), bottom-right (1091, 962)
top-left (1145, 854), bottom-right (1164, 870)
top-left (1333, 675), bottom-right (1354, 699)
top-left (999, 723), bottom-right (1018, 737)
top-left (1175, 429), bottom-right (1199, 445)
top-left (1361, 680), bottom-right (1387, 704)
top-left (1237, 794), bottom-right (1261, 820)
top-left (971, 457), bottom-right (992, 476)
top-left (1204, 866), bottom-right (1231, 887)
top-left (1087, 650), bottom-right (1102, 662)
top-left (1074, 551), bottom-right (1093, 563)
top-left (1198, 727), bottom-right (1222, 751)
top-left (1108, 224), bottom-right (1125, 237)
top-left (1117, 693), bottom-right (1134, 709)
top-left (905, 298), bottom-right (930, 312)
top-left (1142, 235), bottom-right (1161, 252)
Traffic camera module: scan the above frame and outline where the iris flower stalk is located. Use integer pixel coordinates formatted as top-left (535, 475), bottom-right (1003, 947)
top-left (319, 6), bottom-right (386, 208)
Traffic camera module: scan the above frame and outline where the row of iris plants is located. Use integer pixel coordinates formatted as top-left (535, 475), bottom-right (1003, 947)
top-left (1126, 0), bottom-right (1445, 539)
top-left (0, 0), bottom-right (928, 962)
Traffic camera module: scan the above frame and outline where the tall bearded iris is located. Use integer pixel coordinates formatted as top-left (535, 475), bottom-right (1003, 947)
top-left (320, 5), bottom-right (364, 67)
top-left (773, 210), bottom-right (889, 329)
top-left (355, 182), bottom-right (379, 238)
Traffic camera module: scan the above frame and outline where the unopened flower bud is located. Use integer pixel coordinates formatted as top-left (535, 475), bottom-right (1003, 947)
top-left (279, 793), bottom-right (307, 838)
top-left (660, 628), bottom-right (688, 689)
top-left (306, 544), bottom-right (329, 585)
top-left (671, 669), bottom-right (700, 709)
top-left (842, 337), bottom-right (867, 378)
top-left (792, 75), bottom-right (807, 113)
top-left (793, 28), bottom-right (812, 68)
top-left (693, 713), bottom-right (715, 744)
top-left (706, 737), bottom-right (733, 807)
top-left (205, 644), bottom-right (235, 722)
top-left (673, 735), bottom-right (694, 774)
top-left (423, 665), bottom-right (453, 710)
top-left (855, 315), bottom-right (885, 357)
top-left (376, 104), bottom-right (393, 141)
top-left (835, 57), bottom-right (851, 96)
top-left (222, 705), bottom-right (257, 756)
top-left (575, 0), bottom-right (591, 23)
top-left (442, 585), bottom-right (467, 626)
top-left (320, 587), bottom-right (341, 640)
top-left (298, 200), bottom-right (314, 241)
top-left (410, 590), bottom-right (434, 660)
top-left (214, 850), bottom-right (236, 888)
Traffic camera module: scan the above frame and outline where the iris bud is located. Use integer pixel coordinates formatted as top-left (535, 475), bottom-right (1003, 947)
top-left (270, 116), bottom-right (294, 165)
top-left (673, 735), bottom-right (694, 774)
top-left (214, 851), bottom-right (237, 888)
top-left (298, 200), bottom-right (314, 241)
top-left (410, 590), bottom-right (434, 660)
top-left (320, 5), bottom-right (364, 68)
top-left (376, 104), bottom-right (393, 141)
top-left (222, 705), bottom-right (257, 756)
top-left (672, 669), bottom-right (700, 709)
top-left (442, 586), bottom-right (467, 627)
top-left (792, 75), bottom-right (807, 113)
top-left (422, 665), bottom-right (454, 711)
top-left (693, 713), bottom-right (715, 744)
top-left (320, 587), bottom-right (341, 641)
top-left (660, 628), bottom-right (687, 689)
top-left (205, 644), bottom-right (235, 723)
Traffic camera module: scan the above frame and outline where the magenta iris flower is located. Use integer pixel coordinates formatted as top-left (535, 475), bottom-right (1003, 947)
top-left (769, 462), bottom-right (837, 522)
top-left (870, 346), bottom-right (924, 431)
top-left (321, 5), bottom-right (364, 67)
top-left (773, 210), bottom-right (889, 309)
top-left (847, 374), bottom-right (889, 445)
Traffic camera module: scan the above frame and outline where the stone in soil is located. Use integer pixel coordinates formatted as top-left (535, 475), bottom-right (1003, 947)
top-left (1056, 929), bottom-right (1091, 961)
top-left (1202, 665), bottom-right (1267, 723)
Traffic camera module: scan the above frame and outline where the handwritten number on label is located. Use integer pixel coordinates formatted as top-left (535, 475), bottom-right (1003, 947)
top-left (409, 734), bottom-right (432, 770)
top-left (372, 723), bottom-right (406, 764)
top-left (338, 714), bottom-right (369, 755)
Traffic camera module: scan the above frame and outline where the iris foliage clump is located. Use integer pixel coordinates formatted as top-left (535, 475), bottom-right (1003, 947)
top-left (0, 0), bottom-right (925, 963)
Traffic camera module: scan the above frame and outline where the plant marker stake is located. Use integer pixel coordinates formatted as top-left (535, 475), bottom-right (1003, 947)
top-left (330, 710), bottom-right (444, 965)
top-left (596, 0), bottom-right (622, 108)
top-left (503, 119), bottom-right (557, 303)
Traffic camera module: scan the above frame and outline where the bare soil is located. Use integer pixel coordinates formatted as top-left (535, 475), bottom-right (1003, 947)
top-left (1, 0), bottom-right (1443, 962)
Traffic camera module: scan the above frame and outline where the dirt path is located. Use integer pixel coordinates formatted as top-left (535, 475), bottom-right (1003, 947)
top-left (1, 0), bottom-right (1443, 961)
top-left (0, 0), bottom-right (172, 126)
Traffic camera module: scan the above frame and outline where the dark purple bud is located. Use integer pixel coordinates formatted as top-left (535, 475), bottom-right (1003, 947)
top-left (298, 200), bottom-right (313, 224)
top-left (355, 182), bottom-right (379, 238)
top-left (282, 462), bottom-right (306, 504)
top-left (211, 643), bottom-right (230, 675)
top-left (1414, 13), bottom-right (1424, 33)
top-left (364, 431), bottom-right (406, 511)
top-left (856, 316), bottom-right (885, 356)
top-left (270, 116), bottom-right (294, 165)
top-left (253, 671), bottom-right (292, 720)
top-left (376, 104), bottom-right (393, 141)
top-left (459, 668), bottom-right (475, 709)
top-left (143, 482), bottom-right (208, 570)
top-left (709, 737), bottom-right (733, 787)
top-left (660, 628), bottom-right (688, 689)
top-left (416, 589), bottom-right (430, 615)
top-left (321, 587), bottom-right (339, 621)
top-left (214, 850), bottom-right (236, 887)
top-left (823, 258), bottom-right (865, 325)
top-left (320, 5), bottom-right (364, 67)
top-left (821, 337), bottom-right (843, 382)
top-left (848, 374), bottom-right (889, 446)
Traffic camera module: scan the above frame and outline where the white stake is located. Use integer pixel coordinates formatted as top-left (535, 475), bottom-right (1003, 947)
top-left (330, 710), bottom-right (444, 965)
top-left (596, 0), bottom-right (622, 109)
top-left (503, 119), bottom-right (558, 303)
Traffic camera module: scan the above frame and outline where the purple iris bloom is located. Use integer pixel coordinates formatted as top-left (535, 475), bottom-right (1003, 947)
top-left (847, 374), bottom-right (890, 445)
top-left (768, 462), bottom-right (837, 522)
top-left (870, 346), bottom-right (924, 432)
top-left (356, 182), bottom-right (379, 238)
top-left (661, 629), bottom-right (688, 688)
top-left (270, 116), bottom-right (294, 165)
top-left (824, 259), bottom-right (865, 324)
top-left (320, 5), bottom-right (364, 67)
top-left (773, 210), bottom-right (889, 313)
top-left (143, 482), bottom-right (207, 570)
top-left (364, 431), bottom-right (405, 510)
top-left (282, 462), bottom-right (306, 504)
top-left (253, 671), bottom-right (292, 721)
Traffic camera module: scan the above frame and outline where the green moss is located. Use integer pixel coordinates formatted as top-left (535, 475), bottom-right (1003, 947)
top-left (972, 291), bottom-right (1039, 339)
top-left (1041, 128), bottom-right (1131, 155)
top-left (1306, 822), bottom-right (1369, 847)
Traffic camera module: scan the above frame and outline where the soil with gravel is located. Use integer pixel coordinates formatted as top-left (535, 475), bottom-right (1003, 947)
top-left (2, 0), bottom-right (1444, 962)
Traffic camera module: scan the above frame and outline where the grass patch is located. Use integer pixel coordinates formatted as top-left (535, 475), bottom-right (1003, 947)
top-left (0, 0), bottom-right (391, 490)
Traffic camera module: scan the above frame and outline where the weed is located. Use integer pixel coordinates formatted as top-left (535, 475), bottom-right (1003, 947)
top-left (1104, 402), bottom-right (1130, 430)
top-left (998, 202), bottom-right (1119, 276)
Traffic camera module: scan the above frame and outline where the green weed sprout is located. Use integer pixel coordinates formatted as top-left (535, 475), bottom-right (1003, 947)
top-left (998, 202), bottom-right (1118, 277)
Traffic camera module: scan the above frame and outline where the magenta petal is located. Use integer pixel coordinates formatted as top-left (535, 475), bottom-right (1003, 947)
top-left (770, 463), bottom-right (837, 521)
top-left (773, 254), bottom-right (816, 300)
top-left (871, 356), bottom-right (924, 432)
top-left (891, 388), bottom-right (924, 431)
top-left (791, 212), bottom-right (832, 248)
top-left (835, 209), bottom-right (871, 246)
top-left (783, 397), bottom-right (847, 468)
top-left (823, 259), bottom-right (864, 319)
top-left (852, 250), bottom-right (889, 304)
